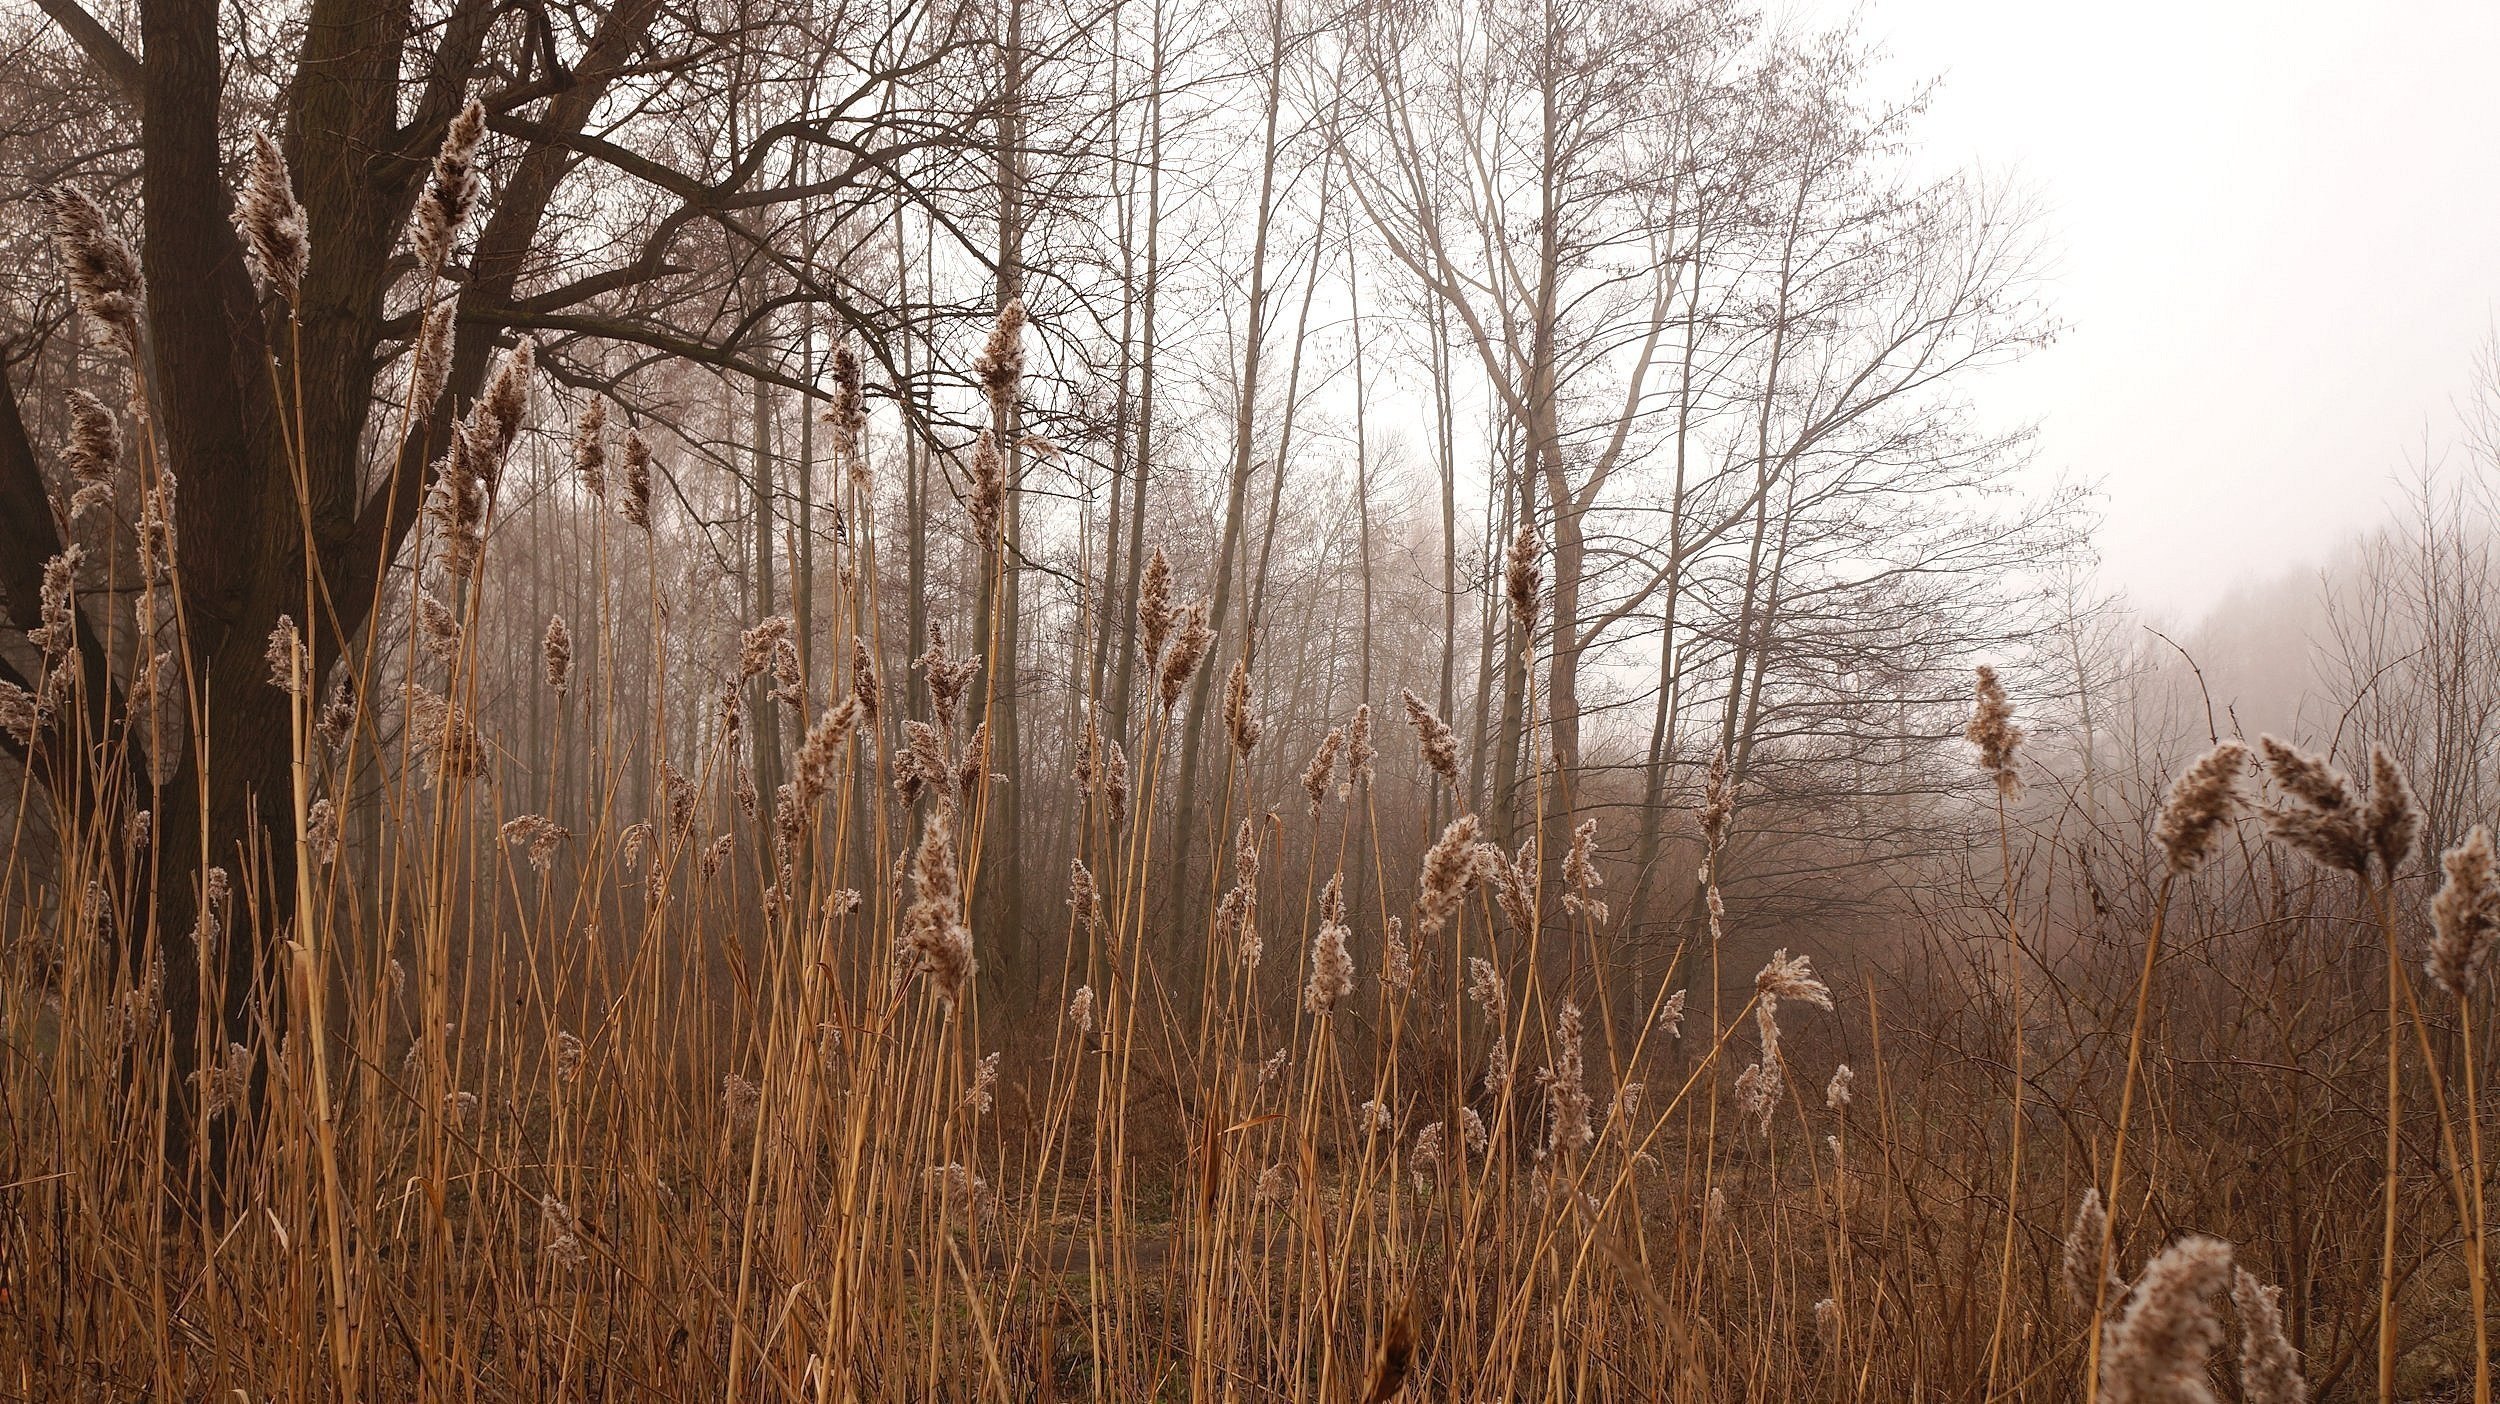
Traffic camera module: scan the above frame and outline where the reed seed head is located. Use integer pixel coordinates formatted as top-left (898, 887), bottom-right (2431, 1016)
top-left (543, 614), bottom-right (572, 694)
top-left (1399, 688), bottom-right (1460, 786)
top-left (43, 187), bottom-right (143, 361)
top-left (1224, 658), bottom-right (1261, 756)
top-left (1302, 727), bottom-right (1344, 814)
top-left (2155, 740), bottom-right (2248, 873)
top-left (2428, 823), bottom-right (2498, 998)
top-left (413, 99), bottom-right (486, 275)
top-left (2099, 1235), bottom-right (2233, 1404)
top-left (904, 806), bottom-right (976, 1010)
top-left (1415, 814), bottom-right (1482, 941)
top-left (571, 398), bottom-right (607, 497)
top-left (265, 614), bottom-right (303, 694)
top-left (1505, 520), bottom-right (1542, 626)
top-left (2230, 1268), bottom-right (2306, 1404)
top-left (2361, 744), bottom-right (2419, 875)
top-left (1158, 602), bottom-right (1210, 710)
top-left (1138, 546), bottom-right (1174, 663)
top-left (1966, 665), bottom-right (2022, 796)
top-left (236, 129), bottom-right (309, 302)
top-left (619, 430), bottom-right (653, 529)
top-left (2254, 736), bottom-right (2370, 874)
top-left (1307, 917), bottom-right (1353, 1014)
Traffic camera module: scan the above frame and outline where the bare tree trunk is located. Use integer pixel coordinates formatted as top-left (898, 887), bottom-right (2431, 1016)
top-left (1170, 0), bottom-right (1291, 915)
top-left (1105, 0), bottom-right (1167, 753)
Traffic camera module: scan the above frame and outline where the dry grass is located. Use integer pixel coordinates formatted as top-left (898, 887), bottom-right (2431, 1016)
top-left (2, 143), bottom-right (2495, 1404)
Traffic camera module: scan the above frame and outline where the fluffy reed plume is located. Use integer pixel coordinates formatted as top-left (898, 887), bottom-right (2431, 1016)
top-left (904, 807), bottom-right (976, 1010)
top-left (301, 798), bottom-right (338, 866)
top-left (2254, 736), bottom-right (2370, 874)
top-left (465, 339), bottom-right (534, 484)
top-left (1102, 739), bottom-right (1130, 831)
top-left (1657, 988), bottom-right (1686, 1039)
top-left (1411, 1121), bottom-right (1445, 1192)
top-left (964, 1053), bottom-right (999, 1114)
top-left (662, 761), bottom-right (699, 841)
top-left (299, 675), bottom-right (345, 752)
top-left (1756, 948), bottom-right (1834, 1013)
top-left (63, 390), bottom-right (119, 518)
top-left (765, 636), bottom-right (801, 710)
top-left (1701, 750), bottom-right (1734, 852)
top-left (1480, 838), bottom-right (1537, 935)
top-left (265, 614), bottom-right (304, 694)
top-left (620, 820), bottom-right (654, 870)
top-left (1307, 912), bottom-right (1353, 1014)
top-left (715, 681), bottom-right (746, 757)
top-left (2061, 1188), bottom-right (2120, 1311)
top-left (1348, 702), bottom-right (1375, 792)
top-left (916, 624), bottom-right (976, 729)
top-left (896, 721), bottom-right (947, 807)
top-left (424, 438), bottom-right (485, 574)
top-left (1360, 1299), bottom-right (1417, 1404)
top-left (1158, 602), bottom-right (1211, 709)
top-left (417, 591), bottom-right (462, 665)
top-left (1505, 521), bottom-right (1542, 626)
top-left (2230, 1269), bottom-right (2306, 1404)
top-left (972, 297), bottom-right (1028, 419)
top-left (739, 616), bottom-right (791, 681)
top-left (1302, 727), bottom-right (1344, 814)
top-left (1562, 817), bottom-right (1607, 922)
top-left (542, 614), bottom-right (571, 694)
top-left (619, 429), bottom-right (653, 528)
top-left (852, 635), bottom-right (884, 722)
top-left (2428, 824), bottom-right (2498, 997)
top-left (1539, 1001), bottom-right (1592, 1159)
top-left (2099, 1235), bottom-right (2234, 1404)
top-left (1067, 984), bottom-right (1094, 1035)
top-left (571, 398), bottom-right (607, 496)
top-left (43, 187), bottom-right (143, 361)
top-left (1138, 546), bottom-right (1175, 662)
top-left (1467, 956), bottom-right (1508, 1024)
top-left (1357, 1099), bottom-right (1392, 1134)
top-left (499, 815), bottom-right (571, 873)
top-left (1399, 688), bottom-right (1460, 786)
top-left (2360, 745), bottom-right (2419, 875)
top-left (700, 832), bottom-right (734, 879)
top-left (954, 721), bottom-right (991, 797)
top-left (1414, 814), bottom-right (1482, 940)
top-left (541, 1195), bottom-right (587, 1269)
top-left (1734, 1061), bottom-right (1778, 1136)
top-left (825, 338), bottom-right (867, 482)
top-left (408, 687), bottom-right (483, 785)
top-left (1066, 858), bottom-right (1103, 932)
top-left (30, 545), bottom-right (83, 659)
top-left (1380, 916), bottom-right (1413, 992)
top-left (406, 297), bottom-right (456, 413)
top-left (1826, 1063), bottom-right (1853, 1109)
top-left (722, 1073), bottom-right (761, 1131)
top-left (1965, 665), bottom-right (2022, 796)
top-left (412, 98), bottom-right (486, 274)
top-left (553, 1031), bottom-right (584, 1085)
top-left (1254, 1164), bottom-right (1292, 1206)
top-left (1224, 659), bottom-right (1262, 756)
top-left (197, 1041), bottom-right (253, 1117)
top-left (236, 129), bottom-right (309, 302)
top-left (2155, 740), bottom-right (2248, 872)
top-left (965, 431), bottom-right (1006, 546)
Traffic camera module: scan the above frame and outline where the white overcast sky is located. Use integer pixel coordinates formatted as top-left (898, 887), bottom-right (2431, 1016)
top-left (1830, 0), bottom-right (2500, 619)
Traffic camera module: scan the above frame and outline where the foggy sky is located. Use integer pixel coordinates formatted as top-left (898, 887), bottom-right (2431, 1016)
top-left (1848, 0), bottom-right (2500, 620)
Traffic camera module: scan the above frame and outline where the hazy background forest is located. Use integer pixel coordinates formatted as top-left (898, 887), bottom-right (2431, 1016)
top-left (0, 0), bottom-right (2496, 1396)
